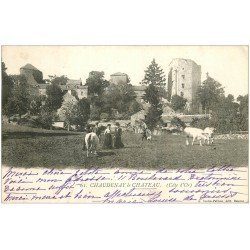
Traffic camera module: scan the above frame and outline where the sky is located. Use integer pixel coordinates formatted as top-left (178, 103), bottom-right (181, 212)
top-left (1, 46), bottom-right (248, 98)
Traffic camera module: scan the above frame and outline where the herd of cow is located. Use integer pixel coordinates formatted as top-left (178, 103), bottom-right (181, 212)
top-left (83, 126), bottom-right (215, 157)
top-left (184, 127), bottom-right (215, 146)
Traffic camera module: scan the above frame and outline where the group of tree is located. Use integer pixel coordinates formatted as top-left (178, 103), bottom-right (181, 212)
top-left (210, 94), bottom-right (248, 133)
top-left (140, 59), bottom-right (189, 128)
top-left (59, 93), bottom-right (90, 131)
top-left (2, 60), bottom-right (248, 133)
top-left (2, 67), bottom-right (30, 120)
top-left (2, 64), bottom-right (65, 129)
top-left (170, 94), bottom-right (187, 112)
top-left (85, 71), bottom-right (141, 121)
top-left (196, 75), bottom-right (225, 114)
top-left (193, 76), bottom-right (248, 133)
top-left (1, 63), bottom-right (141, 130)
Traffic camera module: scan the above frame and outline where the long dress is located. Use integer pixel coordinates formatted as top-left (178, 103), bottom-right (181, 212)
top-left (114, 127), bottom-right (124, 148)
top-left (103, 128), bottom-right (113, 149)
top-left (141, 123), bottom-right (148, 141)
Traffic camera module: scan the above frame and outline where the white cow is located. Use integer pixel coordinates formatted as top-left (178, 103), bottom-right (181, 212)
top-left (184, 127), bottom-right (208, 146)
top-left (84, 132), bottom-right (99, 157)
top-left (203, 127), bottom-right (215, 144)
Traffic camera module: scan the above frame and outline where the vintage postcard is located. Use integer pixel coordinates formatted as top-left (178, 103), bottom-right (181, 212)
top-left (1, 45), bottom-right (248, 203)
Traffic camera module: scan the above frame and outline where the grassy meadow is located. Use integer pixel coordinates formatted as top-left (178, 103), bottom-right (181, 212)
top-left (1, 124), bottom-right (248, 169)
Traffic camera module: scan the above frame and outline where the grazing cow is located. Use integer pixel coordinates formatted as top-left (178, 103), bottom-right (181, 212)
top-left (84, 132), bottom-right (99, 157)
top-left (203, 127), bottom-right (215, 144)
top-left (184, 127), bottom-right (208, 146)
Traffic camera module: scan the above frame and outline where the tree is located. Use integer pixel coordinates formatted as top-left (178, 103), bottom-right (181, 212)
top-left (141, 59), bottom-right (166, 87)
top-left (50, 75), bottom-right (68, 85)
top-left (90, 105), bottom-right (102, 120)
top-left (2, 62), bottom-right (14, 107)
top-left (237, 94), bottom-right (248, 131)
top-left (86, 71), bottom-right (109, 97)
top-left (141, 60), bottom-right (166, 129)
top-left (72, 98), bottom-right (90, 130)
top-left (29, 95), bottom-right (45, 115)
top-left (101, 82), bottom-right (139, 118)
top-left (37, 106), bottom-right (56, 129)
top-left (4, 75), bottom-right (30, 120)
top-left (167, 67), bottom-right (173, 101)
top-left (144, 106), bottom-right (163, 130)
top-left (143, 84), bottom-right (161, 106)
top-left (59, 93), bottom-right (78, 131)
top-left (45, 83), bottom-right (64, 112)
top-left (100, 112), bottom-right (110, 121)
top-left (190, 117), bottom-right (212, 129)
top-left (210, 94), bottom-right (240, 133)
top-left (128, 100), bottom-right (142, 115)
top-left (171, 94), bottom-right (187, 111)
top-left (170, 117), bottom-right (186, 129)
top-left (196, 75), bottom-right (224, 113)
top-left (32, 69), bottom-right (44, 84)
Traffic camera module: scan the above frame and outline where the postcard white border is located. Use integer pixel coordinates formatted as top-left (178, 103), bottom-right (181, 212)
top-left (0, 1), bottom-right (250, 250)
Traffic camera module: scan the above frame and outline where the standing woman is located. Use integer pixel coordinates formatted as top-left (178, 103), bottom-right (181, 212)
top-left (114, 122), bottom-right (124, 148)
top-left (141, 121), bottom-right (148, 141)
top-left (103, 124), bottom-right (113, 149)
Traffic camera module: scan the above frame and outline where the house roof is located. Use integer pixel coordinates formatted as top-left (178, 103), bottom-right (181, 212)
top-left (38, 83), bottom-right (88, 90)
top-left (110, 72), bottom-right (128, 76)
top-left (60, 85), bottom-right (87, 90)
top-left (168, 58), bottom-right (200, 67)
top-left (20, 63), bottom-right (40, 71)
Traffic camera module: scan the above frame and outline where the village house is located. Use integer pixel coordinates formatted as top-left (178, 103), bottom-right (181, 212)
top-left (20, 64), bottom-right (88, 100)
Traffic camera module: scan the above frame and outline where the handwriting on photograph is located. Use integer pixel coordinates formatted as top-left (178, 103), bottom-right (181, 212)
top-left (2, 165), bottom-right (248, 203)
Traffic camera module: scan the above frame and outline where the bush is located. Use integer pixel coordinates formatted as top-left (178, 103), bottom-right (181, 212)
top-left (171, 117), bottom-right (185, 129)
top-left (100, 112), bottom-right (110, 121)
top-left (190, 117), bottom-right (213, 129)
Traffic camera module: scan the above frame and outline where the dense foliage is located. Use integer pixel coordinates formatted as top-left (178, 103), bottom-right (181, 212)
top-left (192, 94), bottom-right (248, 133)
top-left (45, 83), bottom-right (64, 112)
top-left (141, 59), bottom-right (166, 129)
top-left (171, 94), bottom-right (187, 112)
top-left (196, 76), bottom-right (224, 113)
top-left (2, 62), bottom-right (14, 107)
top-left (4, 75), bottom-right (30, 119)
top-left (50, 75), bottom-right (69, 85)
top-left (2, 62), bottom-right (248, 133)
top-left (141, 59), bottom-right (166, 87)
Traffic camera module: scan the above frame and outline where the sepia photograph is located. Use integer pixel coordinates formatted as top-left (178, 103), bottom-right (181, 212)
top-left (1, 45), bottom-right (248, 203)
top-left (1, 1), bottom-right (250, 250)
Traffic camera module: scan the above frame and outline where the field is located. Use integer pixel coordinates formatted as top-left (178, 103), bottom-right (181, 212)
top-left (1, 124), bottom-right (248, 169)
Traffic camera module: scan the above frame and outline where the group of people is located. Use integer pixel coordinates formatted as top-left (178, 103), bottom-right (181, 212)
top-left (86, 122), bottom-right (124, 149)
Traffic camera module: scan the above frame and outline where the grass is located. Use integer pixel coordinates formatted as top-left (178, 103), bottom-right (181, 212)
top-left (1, 124), bottom-right (248, 169)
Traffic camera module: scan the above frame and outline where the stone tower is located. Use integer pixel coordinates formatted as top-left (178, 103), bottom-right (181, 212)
top-left (110, 72), bottom-right (129, 84)
top-left (167, 58), bottom-right (201, 111)
top-left (20, 63), bottom-right (43, 96)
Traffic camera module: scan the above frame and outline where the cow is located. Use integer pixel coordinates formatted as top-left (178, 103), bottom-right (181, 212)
top-left (184, 127), bottom-right (209, 146)
top-left (83, 132), bottom-right (99, 157)
top-left (203, 127), bottom-right (215, 145)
